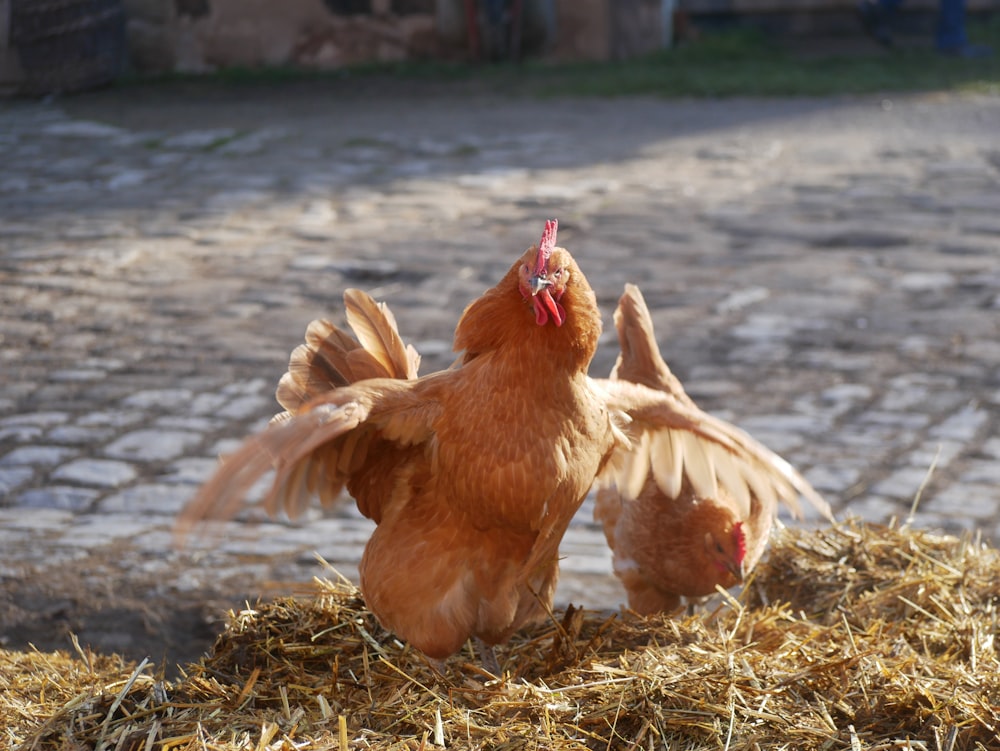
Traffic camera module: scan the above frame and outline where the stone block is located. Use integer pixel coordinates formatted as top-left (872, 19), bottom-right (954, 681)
top-left (0, 466), bottom-right (34, 495)
top-left (18, 486), bottom-right (100, 511)
top-left (57, 514), bottom-right (157, 547)
top-left (1, 446), bottom-right (78, 467)
top-left (52, 459), bottom-right (138, 488)
top-left (122, 388), bottom-right (195, 410)
top-left (105, 429), bottom-right (203, 462)
top-left (47, 425), bottom-right (116, 445)
top-left (930, 405), bottom-right (989, 443)
top-left (98, 483), bottom-right (196, 514)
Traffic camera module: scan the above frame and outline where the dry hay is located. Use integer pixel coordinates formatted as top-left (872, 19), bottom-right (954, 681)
top-left (5, 516), bottom-right (1000, 751)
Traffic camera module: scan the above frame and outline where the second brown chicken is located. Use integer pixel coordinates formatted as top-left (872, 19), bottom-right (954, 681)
top-left (594, 284), bottom-right (832, 615)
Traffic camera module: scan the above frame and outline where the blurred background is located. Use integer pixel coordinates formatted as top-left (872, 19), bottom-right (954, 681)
top-left (1, 0), bottom-right (998, 96)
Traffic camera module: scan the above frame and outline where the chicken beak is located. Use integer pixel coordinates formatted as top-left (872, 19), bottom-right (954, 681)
top-left (529, 274), bottom-right (553, 296)
top-left (530, 276), bottom-right (565, 327)
top-left (729, 562), bottom-right (746, 584)
top-left (728, 559), bottom-right (745, 584)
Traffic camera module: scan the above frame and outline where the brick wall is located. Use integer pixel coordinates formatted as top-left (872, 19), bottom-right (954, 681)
top-left (124, 0), bottom-right (442, 72)
top-left (0, 0), bottom-right (671, 82)
top-left (10, 0), bottom-right (991, 85)
top-left (121, 0), bottom-right (672, 73)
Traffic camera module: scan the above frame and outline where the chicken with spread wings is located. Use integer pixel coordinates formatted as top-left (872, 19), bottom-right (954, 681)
top-left (595, 284), bottom-right (833, 615)
top-left (179, 220), bottom-right (828, 662)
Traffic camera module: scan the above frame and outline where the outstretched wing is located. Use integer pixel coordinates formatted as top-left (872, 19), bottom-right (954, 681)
top-left (594, 377), bottom-right (832, 523)
top-left (344, 288), bottom-right (421, 381)
top-left (276, 289), bottom-right (420, 417)
top-left (598, 284), bottom-right (831, 523)
top-left (176, 377), bottom-right (443, 538)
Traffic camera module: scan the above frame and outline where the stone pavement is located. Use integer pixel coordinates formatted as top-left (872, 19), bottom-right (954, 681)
top-left (1, 82), bottom-right (999, 669)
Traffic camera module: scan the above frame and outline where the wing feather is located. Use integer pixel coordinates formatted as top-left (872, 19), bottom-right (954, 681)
top-left (603, 283), bottom-right (832, 522)
top-left (678, 429), bottom-right (718, 500)
top-left (176, 401), bottom-right (364, 535)
top-left (336, 425), bottom-right (366, 475)
top-left (177, 379), bottom-right (443, 540)
top-left (706, 441), bottom-right (752, 517)
top-left (618, 433), bottom-right (651, 501)
top-left (280, 448), bottom-right (312, 519)
top-left (595, 377), bottom-right (832, 522)
top-left (648, 428), bottom-right (683, 499)
top-left (612, 284), bottom-right (694, 404)
top-left (738, 458), bottom-right (780, 521)
top-left (344, 288), bottom-right (420, 380)
top-left (309, 444), bottom-right (347, 509)
top-left (275, 290), bottom-right (420, 417)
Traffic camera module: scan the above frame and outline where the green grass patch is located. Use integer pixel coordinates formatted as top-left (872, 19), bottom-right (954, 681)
top-left (520, 22), bottom-right (1000, 97)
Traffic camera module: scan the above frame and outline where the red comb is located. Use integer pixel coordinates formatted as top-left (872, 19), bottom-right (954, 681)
top-left (533, 219), bottom-right (558, 276)
top-left (733, 522), bottom-right (747, 564)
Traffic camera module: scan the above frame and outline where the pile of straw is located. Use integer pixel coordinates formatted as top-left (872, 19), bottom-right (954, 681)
top-left (5, 517), bottom-right (999, 750)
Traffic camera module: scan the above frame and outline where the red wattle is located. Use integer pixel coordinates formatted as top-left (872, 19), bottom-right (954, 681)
top-left (533, 297), bottom-right (548, 326)
top-left (535, 289), bottom-right (564, 327)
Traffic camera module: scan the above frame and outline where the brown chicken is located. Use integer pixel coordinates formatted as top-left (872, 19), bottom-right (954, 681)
top-left (179, 220), bottom-right (826, 662)
top-left (594, 284), bottom-right (832, 615)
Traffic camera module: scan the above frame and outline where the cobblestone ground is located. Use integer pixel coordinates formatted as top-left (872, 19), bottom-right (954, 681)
top-left (2, 82), bottom-right (999, 670)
